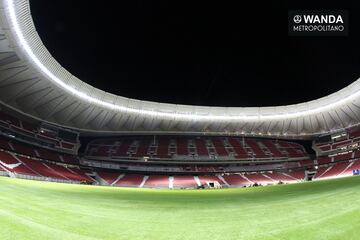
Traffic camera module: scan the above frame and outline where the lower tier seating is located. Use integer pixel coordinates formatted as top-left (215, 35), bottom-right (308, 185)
top-left (1, 157), bottom-right (360, 188)
top-left (113, 174), bottom-right (144, 187)
top-left (92, 159), bottom-right (360, 188)
top-left (314, 159), bottom-right (360, 180)
top-left (0, 150), bottom-right (92, 183)
top-left (143, 175), bottom-right (169, 188)
top-left (173, 176), bottom-right (198, 188)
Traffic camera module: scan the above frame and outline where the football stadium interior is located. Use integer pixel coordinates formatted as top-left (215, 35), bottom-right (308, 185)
top-left (0, 0), bottom-right (360, 239)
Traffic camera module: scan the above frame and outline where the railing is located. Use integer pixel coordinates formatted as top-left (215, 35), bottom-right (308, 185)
top-left (0, 125), bottom-right (78, 155)
top-left (12, 173), bottom-right (82, 184)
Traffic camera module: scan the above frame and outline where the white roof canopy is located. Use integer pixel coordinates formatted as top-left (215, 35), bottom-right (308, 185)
top-left (0, 0), bottom-right (359, 138)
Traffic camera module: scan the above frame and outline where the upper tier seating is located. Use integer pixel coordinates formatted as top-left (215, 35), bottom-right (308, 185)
top-left (85, 136), bottom-right (308, 161)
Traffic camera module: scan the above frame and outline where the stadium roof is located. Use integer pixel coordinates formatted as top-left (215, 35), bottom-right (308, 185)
top-left (0, 0), bottom-right (360, 137)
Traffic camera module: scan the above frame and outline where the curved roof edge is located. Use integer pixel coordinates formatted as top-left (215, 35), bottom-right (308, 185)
top-left (0, 0), bottom-right (359, 138)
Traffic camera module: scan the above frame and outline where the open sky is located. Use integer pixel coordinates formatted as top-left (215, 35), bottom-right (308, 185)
top-left (30, 0), bottom-right (360, 107)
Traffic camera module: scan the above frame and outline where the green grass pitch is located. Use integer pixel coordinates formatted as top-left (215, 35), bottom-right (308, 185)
top-left (0, 176), bottom-right (360, 240)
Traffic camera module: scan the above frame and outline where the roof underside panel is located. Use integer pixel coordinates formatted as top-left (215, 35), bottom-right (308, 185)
top-left (0, 0), bottom-right (359, 138)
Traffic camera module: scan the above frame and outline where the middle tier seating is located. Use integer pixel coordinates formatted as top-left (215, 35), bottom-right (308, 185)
top-left (0, 136), bottom-right (80, 165)
top-left (0, 110), bottom-right (79, 153)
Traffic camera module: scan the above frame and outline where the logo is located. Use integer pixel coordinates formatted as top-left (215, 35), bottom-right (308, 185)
top-left (293, 15), bottom-right (302, 24)
top-left (302, 15), bottom-right (343, 24)
top-left (288, 10), bottom-right (348, 36)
